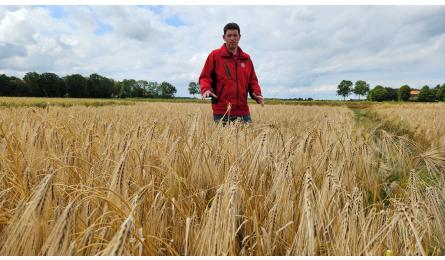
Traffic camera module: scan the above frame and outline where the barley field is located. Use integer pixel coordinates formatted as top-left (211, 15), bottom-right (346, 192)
top-left (0, 101), bottom-right (444, 255)
top-left (370, 103), bottom-right (445, 148)
top-left (0, 96), bottom-right (137, 108)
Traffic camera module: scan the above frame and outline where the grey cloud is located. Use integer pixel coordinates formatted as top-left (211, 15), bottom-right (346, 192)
top-left (1, 6), bottom-right (445, 99)
top-left (92, 6), bottom-right (171, 44)
top-left (1, 53), bottom-right (54, 73)
top-left (0, 43), bottom-right (27, 59)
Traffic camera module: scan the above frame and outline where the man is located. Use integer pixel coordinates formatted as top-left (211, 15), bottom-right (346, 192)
top-left (199, 22), bottom-right (264, 124)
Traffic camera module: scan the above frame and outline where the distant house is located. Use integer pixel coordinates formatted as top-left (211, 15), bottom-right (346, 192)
top-left (409, 89), bottom-right (420, 101)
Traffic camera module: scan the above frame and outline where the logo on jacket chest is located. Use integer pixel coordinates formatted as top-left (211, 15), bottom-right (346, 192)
top-left (240, 62), bottom-right (245, 68)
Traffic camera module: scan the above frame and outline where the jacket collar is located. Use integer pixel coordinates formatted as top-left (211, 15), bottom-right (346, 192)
top-left (220, 43), bottom-right (248, 59)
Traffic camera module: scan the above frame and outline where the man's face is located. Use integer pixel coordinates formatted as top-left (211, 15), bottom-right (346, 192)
top-left (223, 29), bottom-right (241, 50)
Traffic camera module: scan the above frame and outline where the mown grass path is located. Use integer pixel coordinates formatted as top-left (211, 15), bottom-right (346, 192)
top-left (348, 105), bottom-right (442, 205)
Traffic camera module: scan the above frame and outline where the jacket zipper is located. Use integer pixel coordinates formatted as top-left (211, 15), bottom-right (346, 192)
top-left (224, 64), bottom-right (231, 79)
top-left (235, 60), bottom-right (238, 108)
top-left (218, 83), bottom-right (225, 103)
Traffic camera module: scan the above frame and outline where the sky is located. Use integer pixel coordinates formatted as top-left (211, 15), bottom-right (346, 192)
top-left (0, 5), bottom-right (445, 99)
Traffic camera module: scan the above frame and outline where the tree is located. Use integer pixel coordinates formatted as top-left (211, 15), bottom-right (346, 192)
top-left (188, 82), bottom-right (199, 98)
top-left (398, 84), bottom-right (411, 101)
top-left (0, 74), bottom-right (12, 96)
top-left (159, 81), bottom-right (177, 98)
top-left (114, 80), bottom-right (147, 98)
top-left (64, 74), bottom-right (88, 97)
top-left (136, 80), bottom-right (149, 97)
top-left (431, 85), bottom-right (440, 101)
top-left (112, 81), bottom-right (123, 98)
top-left (146, 81), bottom-right (159, 98)
top-left (0, 75), bottom-right (28, 96)
top-left (24, 72), bottom-right (43, 97)
top-left (353, 80), bottom-right (369, 100)
top-left (121, 79), bottom-right (137, 98)
top-left (9, 77), bottom-right (30, 96)
top-left (336, 80), bottom-right (353, 101)
top-left (385, 87), bottom-right (397, 101)
top-left (418, 85), bottom-right (436, 102)
top-left (87, 73), bottom-right (114, 98)
top-left (436, 83), bottom-right (445, 101)
top-left (368, 85), bottom-right (388, 102)
top-left (38, 73), bottom-right (66, 97)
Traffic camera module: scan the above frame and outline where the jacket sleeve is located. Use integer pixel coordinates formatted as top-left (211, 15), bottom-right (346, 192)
top-left (248, 59), bottom-right (262, 101)
top-left (199, 52), bottom-right (215, 95)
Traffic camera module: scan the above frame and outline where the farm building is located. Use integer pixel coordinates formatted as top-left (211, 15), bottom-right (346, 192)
top-left (409, 89), bottom-right (420, 101)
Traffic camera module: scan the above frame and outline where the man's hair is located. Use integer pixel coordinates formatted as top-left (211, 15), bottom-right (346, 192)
top-left (224, 23), bottom-right (240, 35)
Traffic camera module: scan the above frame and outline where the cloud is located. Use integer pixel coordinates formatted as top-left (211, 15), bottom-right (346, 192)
top-left (0, 6), bottom-right (444, 99)
top-left (0, 43), bottom-right (27, 59)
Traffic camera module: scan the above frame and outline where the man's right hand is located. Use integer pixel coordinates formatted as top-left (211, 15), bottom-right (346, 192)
top-left (201, 90), bottom-right (217, 99)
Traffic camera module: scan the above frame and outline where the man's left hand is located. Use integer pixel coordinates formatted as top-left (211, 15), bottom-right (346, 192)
top-left (252, 94), bottom-right (264, 107)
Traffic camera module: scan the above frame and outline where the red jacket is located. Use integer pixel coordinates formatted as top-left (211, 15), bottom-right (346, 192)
top-left (199, 44), bottom-right (262, 116)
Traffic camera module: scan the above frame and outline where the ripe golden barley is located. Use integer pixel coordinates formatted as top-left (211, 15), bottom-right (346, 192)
top-left (0, 102), bottom-right (444, 255)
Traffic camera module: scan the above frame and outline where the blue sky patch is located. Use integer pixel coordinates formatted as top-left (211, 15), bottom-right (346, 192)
top-left (165, 15), bottom-right (184, 27)
top-left (47, 6), bottom-right (65, 19)
top-left (148, 6), bottom-right (164, 15)
top-left (95, 23), bottom-right (113, 36)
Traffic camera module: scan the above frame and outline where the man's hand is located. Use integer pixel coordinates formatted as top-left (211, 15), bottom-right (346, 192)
top-left (252, 93), bottom-right (265, 107)
top-left (201, 90), bottom-right (217, 99)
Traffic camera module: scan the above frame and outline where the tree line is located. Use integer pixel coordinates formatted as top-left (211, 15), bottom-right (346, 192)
top-left (337, 80), bottom-right (445, 102)
top-left (0, 72), bottom-right (177, 98)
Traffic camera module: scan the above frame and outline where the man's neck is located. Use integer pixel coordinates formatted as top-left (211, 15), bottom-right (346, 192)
top-left (227, 46), bottom-right (238, 56)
